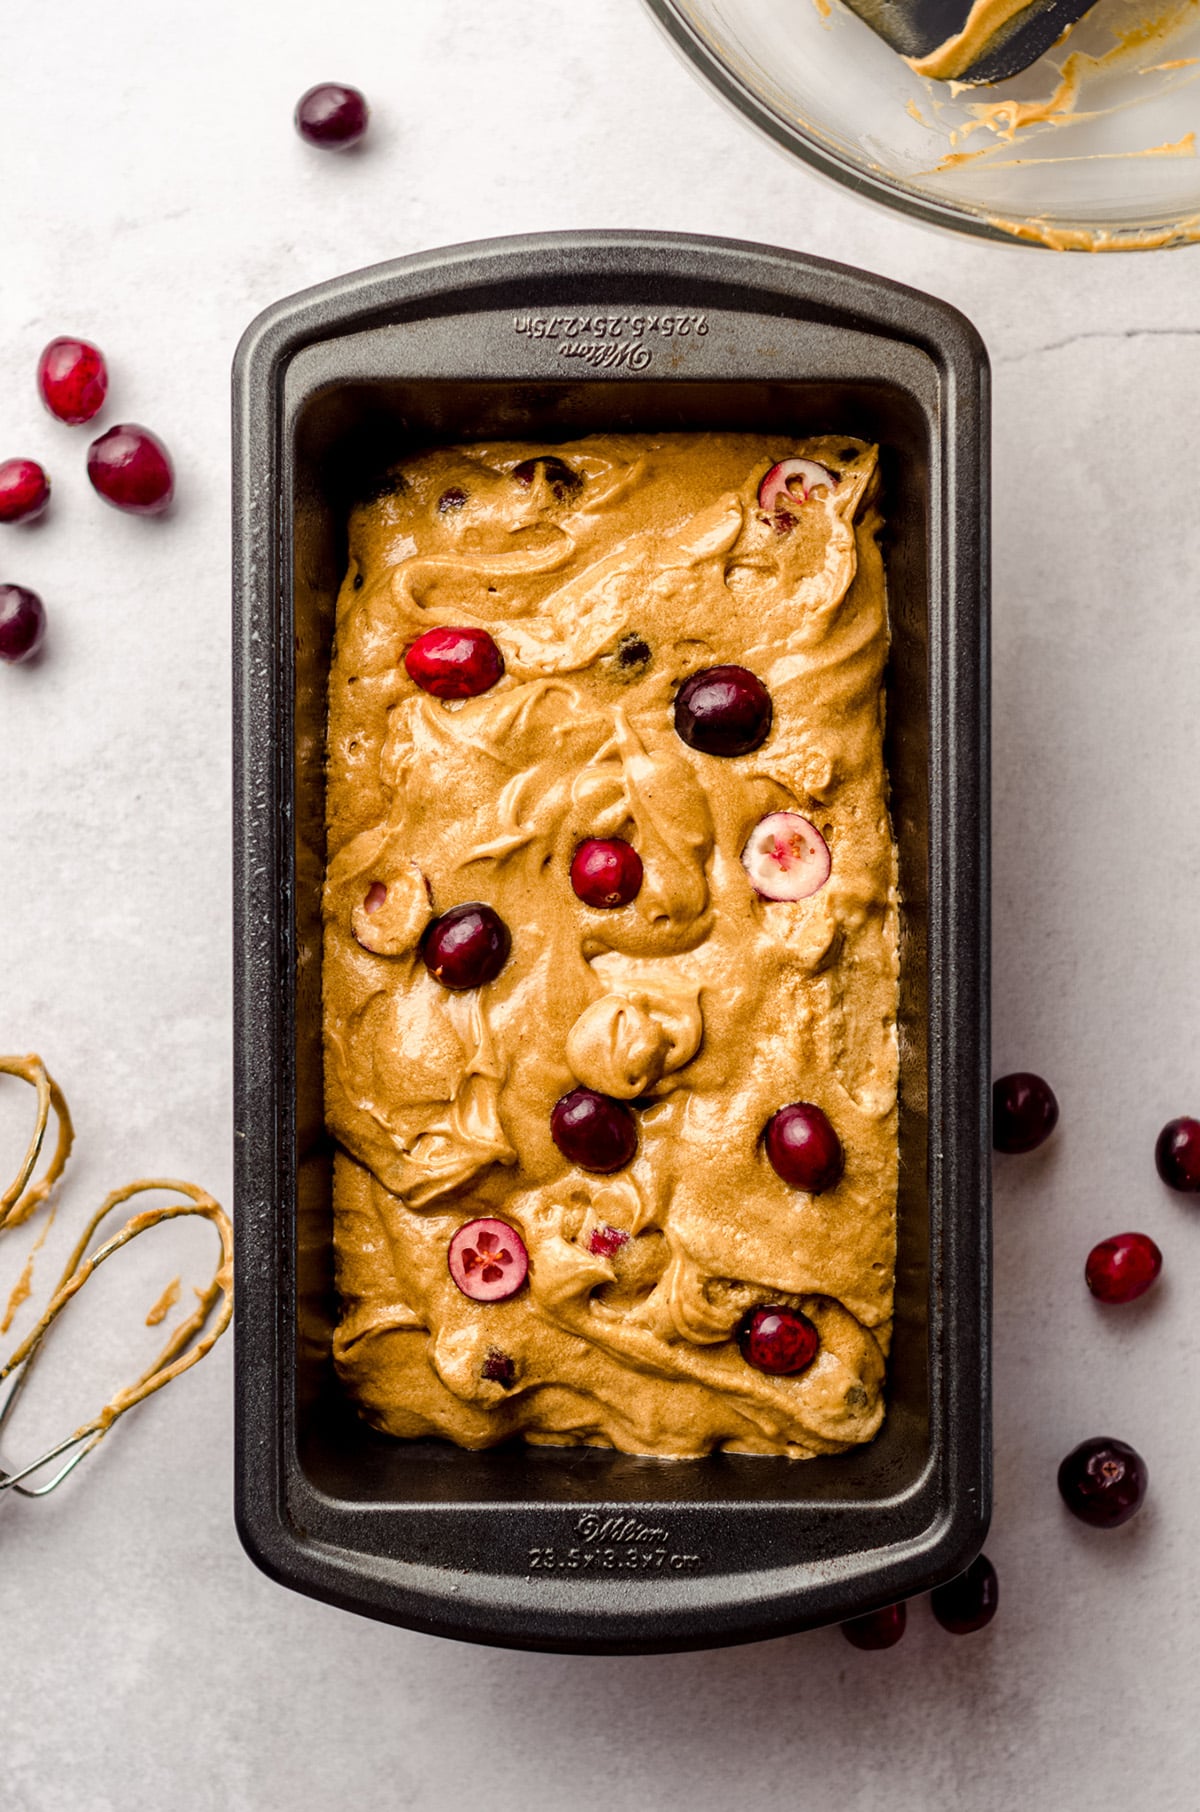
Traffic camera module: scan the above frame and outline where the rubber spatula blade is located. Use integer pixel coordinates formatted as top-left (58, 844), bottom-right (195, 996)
top-left (842, 0), bottom-right (1098, 82)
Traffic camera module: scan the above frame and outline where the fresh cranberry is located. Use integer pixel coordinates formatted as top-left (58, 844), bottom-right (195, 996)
top-left (512, 455), bottom-right (580, 500)
top-left (1155, 1116), bottom-right (1200, 1192)
top-left (570, 838), bottom-right (643, 909)
top-left (992, 1072), bottom-right (1058, 1153)
top-left (0, 459), bottom-right (50, 524)
top-left (1086, 1232), bottom-right (1162, 1304)
top-left (481, 1348), bottom-right (516, 1385)
top-left (742, 811), bottom-right (831, 901)
top-left (447, 1219), bottom-right (528, 1303)
top-left (842, 1603), bottom-right (906, 1650)
top-left (931, 1555), bottom-right (998, 1634)
top-left (551, 1087), bottom-right (637, 1174)
top-left (87, 424), bottom-right (174, 515)
top-left (404, 625), bottom-right (503, 699)
top-left (738, 1304), bottom-right (819, 1375)
top-left (421, 902), bottom-right (510, 990)
top-left (1058, 1436), bottom-right (1148, 1528)
top-left (0, 585), bottom-right (47, 663)
top-left (764, 1102), bottom-right (844, 1194)
top-left (37, 337), bottom-right (107, 424)
top-left (588, 1224), bottom-right (630, 1258)
top-left (294, 83), bottom-right (369, 148)
top-left (674, 665), bottom-right (772, 757)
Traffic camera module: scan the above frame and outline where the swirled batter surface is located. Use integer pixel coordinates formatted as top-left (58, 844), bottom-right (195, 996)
top-left (324, 433), bottom-right (898, 1458)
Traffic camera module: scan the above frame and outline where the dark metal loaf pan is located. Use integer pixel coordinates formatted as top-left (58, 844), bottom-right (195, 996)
top-left (232, 230), bottom-right (991, 1654)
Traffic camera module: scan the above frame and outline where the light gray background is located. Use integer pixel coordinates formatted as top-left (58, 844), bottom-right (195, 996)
top-left (3, 2), bottom-right (1198, 1807)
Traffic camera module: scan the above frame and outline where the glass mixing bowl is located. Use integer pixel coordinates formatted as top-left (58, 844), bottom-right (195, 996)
top-left (645, 0), bottom-right (1200, 248)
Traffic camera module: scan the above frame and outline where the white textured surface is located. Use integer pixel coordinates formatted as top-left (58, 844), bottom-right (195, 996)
top-left (2, 3), bottom-right (1199, 1808)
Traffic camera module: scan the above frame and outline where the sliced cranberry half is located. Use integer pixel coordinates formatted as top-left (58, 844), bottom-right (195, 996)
top-left (931, 1555), bottom-right (998, 1634)
top-left (1155, 1116), bottom-right (1200, 1192)
top-left (421, 902), bottom-right (510, 991)
top-left (0, 459), bottom-right (50, 524)
top-left (87, 424), bottom-right (174, 515)
top-left (570, 838), bottom-right (643, 909)
top-left (551, 1087), bottom-right (637, 1174)
top-left (841, 1603), bottom-right (906, 1650)
top-left (674, 665), bottom-right (771, 758)
top-left (1058, 1437), bottom-right (1148, 1528)
top-left (405, 625), bottom-right (503, 699)
top-left (37, 337), bottom-right (107, 424)
top-left (738, 1304), bottom-right (819, 1376)
top-left (992, 1072), bottom-right (1058, 1153)
top-left (1086, 1232), bottom-right (1162, 1304)
top-left (512, 455), bottom-right (580, 500)
top-left (294, 83), bottom-right (369, 148)
top-left (758, 456), bottom-right (837, 531)
top-left (742, 811), bottom-right (831, 901)
top-left (448, 1219), bottom-right (528, 1303)
top-left (765, 1102), bottom-right (844, 1194)
top-left (0, 585), bottom-right (47, 664)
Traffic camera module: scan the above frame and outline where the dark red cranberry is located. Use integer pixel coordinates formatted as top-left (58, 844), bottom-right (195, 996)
top-left (1086, 1231), bottom-right (1162, 1304)
top-left (1058, 1437), bottom-right (1148, 1528)
top-left (570, 838), bottom-right (643, 909)
top-left (931, 1555), bottom-right (998, 1634)
top-left (588, 1224), bottom-right (630, 1258)
top-left (673, 665), bottom-right (772, 757)
top-left (1155, 1116), bottom-right (1200, 1192)
top-left (764, 1102), bottom-right (844, 1194)
top-left (992, 1071), bottom-right (1058, 1153)
top-left (447, 1219), bottom-right (528, 1302)
top-left (37, 337), bottom-right (107, 424)
top-left (513, 455), bottom-right (581, 500)
top-left (437, 487), bottom-right (467, 513)
top-left (294, 83), bottom-right (369, 148)
top-left (481, 1348), bottom-right (516, 1386)
top-left (842, 1603), bottom-right (906, 1650)
top-left (87, 424), bottom-right (174, 515)
top-left (0, 459), bottom-right (50, 524)
top-left (551, 1087), bottom-right (637, 1174)
top-left (404, 625), bottom-right (503, 699)
top-left (617, 635), bottom-right (650, 670)
top-left (738, 1304), bottom-right (819, 1376)
top-left (0, 585), bottom-right (47, 664)
top-left (421, 902), bottom-right (510, 990)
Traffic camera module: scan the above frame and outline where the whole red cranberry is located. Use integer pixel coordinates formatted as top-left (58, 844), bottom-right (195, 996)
top-left (1058, 1436), bottom-right (1148, 1528)
top-left (421, 902), bottom-right (510, 990)
top-left (842, 1603), bottom-right (906, 1650)
top-left (87, 424), bottom-right (174, 515)
top-left (0, 459), bottom-right (51, 524)
top-left (570, 838), bottom-right (643, 909)
top-left (1155, 1116), bottom-right (1200, 1192)
top-left (738, 1304), bottom-right (819, 1376)
top-left (0, 585), bottom-right (47, 664)
top-left (674, 665), bottom-right (772, 758)
top-left (513, 455), bottom-right (580, 500)
top-left (931, 1554), bottom-right (998, 1634)
top-left (405, 625), bottom-right (503, 699)
top-left (1085, 1231), bottom-right (1162, 1304)
top-left (37, 337), bottom-right (107, 424)
top-left (295, 83), bottom-right (369, 149)
top-left (551, 1087), bottom-right (637, 1174)
top-left (764, 1102), bottom-right (844, 1193)
top-left (992, 1072), bottom-right (1058, 1153)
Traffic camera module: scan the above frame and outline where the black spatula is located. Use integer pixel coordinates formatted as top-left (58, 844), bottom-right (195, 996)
top-left (842, 0), bottom-right (1098, 82)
